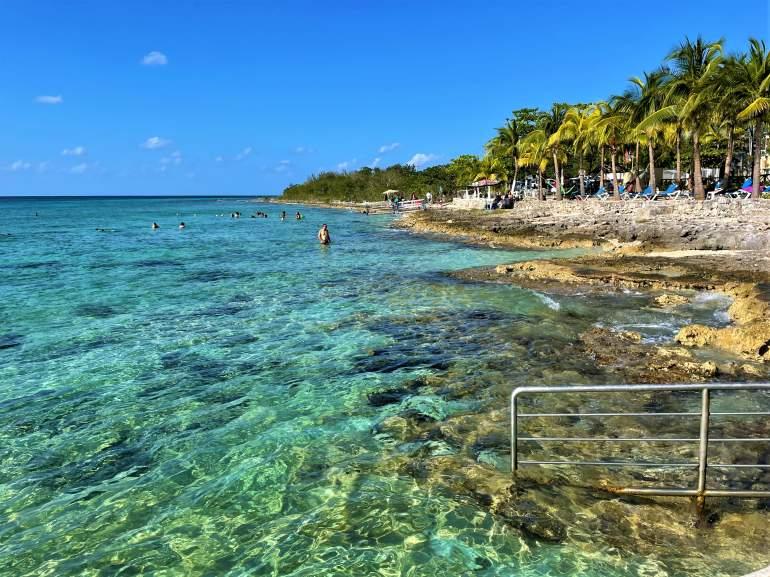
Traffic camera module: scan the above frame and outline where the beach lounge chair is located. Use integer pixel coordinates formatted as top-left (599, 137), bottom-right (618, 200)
top-left (638, 185), bottom-right (654, 200)
top-left (593, 186), bottom-right (610, 200)
top-left (730, 178), bottom-right (753, 199)
top-left (707, 180), bottom-right (724, 200)
top-left (655, 183), bottom-right (681, 200)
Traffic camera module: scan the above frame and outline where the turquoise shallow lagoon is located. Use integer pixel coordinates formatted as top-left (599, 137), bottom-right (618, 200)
top-left (0, 197), bottom-right (766, 577)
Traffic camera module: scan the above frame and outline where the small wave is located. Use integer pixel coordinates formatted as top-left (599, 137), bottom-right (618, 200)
top-left (534, 292), bottom-right (561, 310)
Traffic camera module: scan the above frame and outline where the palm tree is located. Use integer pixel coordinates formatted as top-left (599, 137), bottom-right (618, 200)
top-left (486, 119), bottom-right (521, 194)
top-left (734, 38), bottom-right (770, 199)
top-left (554, 105), bottom-right (598, 197)
top-left (664, 36), bottom-right (723, 200)
top-left (630, 69), bottom-right (671, 194)
top-left (541, 103), bottom-right (569, 200)
top-left (595, 99), bottom-right (629, 199)
top-left (518, 130), bottom-right (549, 200)
top-left (474, 154), bottom-right (507, 185)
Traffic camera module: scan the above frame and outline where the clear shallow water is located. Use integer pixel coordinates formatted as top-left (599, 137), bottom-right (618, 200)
top-left (0, 197), bottom-right (762, 577)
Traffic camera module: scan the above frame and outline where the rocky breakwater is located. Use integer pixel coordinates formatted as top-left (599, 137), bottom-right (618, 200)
top-left (399, 198), bottom-right (770, 251)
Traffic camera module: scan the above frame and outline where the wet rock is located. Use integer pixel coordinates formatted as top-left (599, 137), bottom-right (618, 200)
top-left (494, 499), bottom-right (567, 542)
top-left (676, 324), bottom-right (719, 347)
top-left (400, 395), bottom-right (448, 422)
top-left (654, 293), bottom-right (689, 307)
top-left (0, 333), bottom-right (22, 349)
top-left (367, 388), bottom-right (411, 407)
top-left (373, 416), bottom-right (417, 441)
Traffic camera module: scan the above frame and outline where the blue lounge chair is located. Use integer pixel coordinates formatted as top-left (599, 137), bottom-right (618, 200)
top-left (593, 186), bottom-right (609, 200)
top-left (639, 185), bottom-right (654, 200)
top-left (656, 183), bottom-right (681, 200)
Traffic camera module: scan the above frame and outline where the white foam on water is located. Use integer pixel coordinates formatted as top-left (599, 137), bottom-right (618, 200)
top-left (534, 292), bottom-right (561, 310)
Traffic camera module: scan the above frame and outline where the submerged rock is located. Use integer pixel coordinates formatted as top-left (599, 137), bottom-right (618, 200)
top-left (654, 293), bottom-right (689, 307)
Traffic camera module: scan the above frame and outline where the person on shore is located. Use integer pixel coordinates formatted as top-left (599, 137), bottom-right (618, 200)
top-left (426, 191), bottom-right (432, 204)
top-left (296, 211), bottom-right (302, 220)
top-left (152, 222), bottom-right (159, 229)
top-left (179, 222), bottom-right (186, 229)
top-left (317, 224), bottom-right (331, 245)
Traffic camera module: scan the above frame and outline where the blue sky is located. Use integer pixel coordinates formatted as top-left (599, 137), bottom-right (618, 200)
top-left (1, 0), bottom-right (766, 196)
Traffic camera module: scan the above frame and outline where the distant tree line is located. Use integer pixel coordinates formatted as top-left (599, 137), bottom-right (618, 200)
top-left (283, 36), bottom-right (770, 201)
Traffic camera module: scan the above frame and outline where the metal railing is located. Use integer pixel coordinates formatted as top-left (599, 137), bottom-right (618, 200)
top-left (510, 383), bottom-right (770, 508)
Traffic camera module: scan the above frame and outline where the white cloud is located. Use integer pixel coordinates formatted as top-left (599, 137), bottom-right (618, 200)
top-left (370, 157), bottom-right (382, 167)
top-left (62, 146), bottom-right (86, 157)
top-left (378, 142), bottom-right (400, 153)
top-left (336, 161), bottom-right (350, 171)
top-left (142, 51), bottom-right (168, 66)
top-left (5, 160), bottom-right (32, 172)
top-left (406, 153), bottom-right (438, 168)
top-left (294, 146), bottom-right (306, 153)
top-left (36, 95), bottom-right (62, 104)
top-left (235, 147), bottom-right (253, 161)
top-left (141, 136), bottom-right (171, 150)
top-left (160, 150), bottom-right (183, 166)
top-left (70, 163), bottom-right (88, 174)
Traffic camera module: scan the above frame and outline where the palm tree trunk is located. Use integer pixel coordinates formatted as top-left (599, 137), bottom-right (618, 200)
top-left (634, 141), bottom-right (639, 172)
top-left (724, 126), bottom-right (734, 187)
top-left (538, 168), bottom-right (544, 201)
top-left (692, 129), bottom-right (705, 200)
top-left (752, 118), bottom-right (762, 199)
top-left (648, 141), bottom-right (656, 195)
top-left (578, 155), bottom-right (585, 198)
top-left (511, 162), bottom-right (519, 195)
top-left (600, 146), bottom-right (605, 189)
top-left (676, 130), bottom-right (682, 185)
top-left (611, 148), bottom-right (619, 201)
top-left (552, 151), bottom-right (561, 200)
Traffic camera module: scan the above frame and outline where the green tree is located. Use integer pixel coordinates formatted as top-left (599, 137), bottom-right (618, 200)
top-left (734, 38), bottom-right (770, 198)
top-left (664, 36), bottom-right (723, 200)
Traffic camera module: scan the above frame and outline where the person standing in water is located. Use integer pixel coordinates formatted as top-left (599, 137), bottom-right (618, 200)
top-left (152, 222), bottom-right (159, 229)
top-left (317, 224), bottom-right (331, 245)
top-left (179, 222), bottom-right (186, 229)
top-left (281, 210), bottom-right (286, 221)
top-left (295, 211), bottom-right (302, 220)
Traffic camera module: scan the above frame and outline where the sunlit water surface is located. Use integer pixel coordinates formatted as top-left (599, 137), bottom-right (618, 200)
top-left (0, 197), bottom-right (764, 577)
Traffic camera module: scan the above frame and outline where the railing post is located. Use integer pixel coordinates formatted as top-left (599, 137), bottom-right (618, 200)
top-left (696, 388), bottom-right (711, 513)
top-left (511, 393), bottom-right (519, 473)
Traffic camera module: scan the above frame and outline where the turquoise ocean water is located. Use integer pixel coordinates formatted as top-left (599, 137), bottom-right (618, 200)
top-left (0, 197), bottom-right (763, 577)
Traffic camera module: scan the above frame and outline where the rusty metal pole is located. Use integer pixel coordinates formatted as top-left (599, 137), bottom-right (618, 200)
top-left (696, 388), bottom-right (711, 514)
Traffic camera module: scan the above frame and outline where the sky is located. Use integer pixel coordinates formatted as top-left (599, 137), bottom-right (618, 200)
top-left (1, 0), bottom-right (767, 196)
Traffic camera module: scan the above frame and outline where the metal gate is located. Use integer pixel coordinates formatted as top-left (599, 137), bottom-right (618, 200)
top-left (510, 383), bottom-right (770, 508)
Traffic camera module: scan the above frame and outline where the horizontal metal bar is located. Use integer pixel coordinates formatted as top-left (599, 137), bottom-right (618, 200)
top-left (517, 412), bottom-right (699, 418)
top-left (519, 437), bottom-right (698, 442)
top-left (711, 412), bottom-right (770, 417)
top-left (615, 488), bottom-right (698, 496)
top-left (703, 490), bottom-right (770, 497)
top-left (519, 437), bottom-right (769, 443)
top-left (519, 460), bottom-right (698, 468)
top-left (709, 438), bottom-right (770, 443)
top-left (708, 463), bottom-right (770, 469)
top-left (615, 488), bottom-right (770, 498)
top-left (512, 383), bottom-right (770, 401)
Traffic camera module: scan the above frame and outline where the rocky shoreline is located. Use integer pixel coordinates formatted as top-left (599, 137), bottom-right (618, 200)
top-left (398, 202), bottom-right (770, 370)
top-left (366, 201), bottom-right (770, 574)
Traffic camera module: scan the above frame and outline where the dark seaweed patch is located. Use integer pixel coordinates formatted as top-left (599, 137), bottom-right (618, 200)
top-left (134, 259), bottom-right (183, 269)
top-left (0, 333), bottom-right (22, 350)
top-left (74, 304), bottom-right (118, 318)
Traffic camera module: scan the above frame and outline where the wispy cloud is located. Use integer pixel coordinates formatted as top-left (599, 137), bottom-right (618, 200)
top-left (36, 95), bottom-right (62, 105)
top-left (160, 150), bottom-right (183, 166)
top-left (378, 142), bottom-right (400, 153)
top-left (336, 159), bottom-right (357, 171)
top-left (370, 157), bottom-right (382, 167)
top-left (235, 147), bottom-right (253, 161)
top-left (142, 51), bottom-right (168, 66)
top-left (274, 159), bottom-right (291, 173)
top-left (70, 163), bottom-right (89, 174)
top-left (61, 146), bottom-right (87, 157)
top-left (141, 136), bottom-right (171, 150)
top-left (4, 160), bottom-right (32, 172)
top-left (406, 153), bottom-right (438, 168)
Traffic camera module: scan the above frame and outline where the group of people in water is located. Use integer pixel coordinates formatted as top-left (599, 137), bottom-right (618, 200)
top-left (148, 210), bottom-right (333, 241)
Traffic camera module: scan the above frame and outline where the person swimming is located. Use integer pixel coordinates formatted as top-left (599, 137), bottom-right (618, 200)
top-left (281, 211), bottom-right (286, 221)
top-left (317, 224), bottom-right (331, 245)
top-left (152, 222), bottom-right (159, 229)
top-left (295, 211), bottom-right (302, 220)
top-left (179, 222), bottom-right (186, 229)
